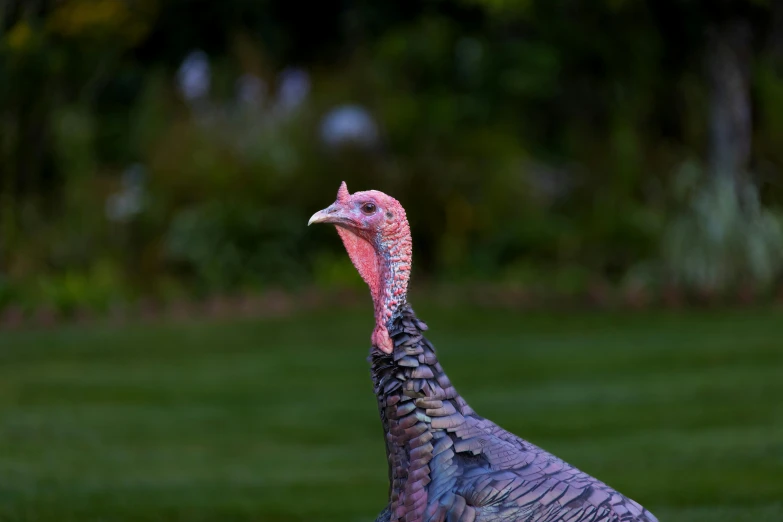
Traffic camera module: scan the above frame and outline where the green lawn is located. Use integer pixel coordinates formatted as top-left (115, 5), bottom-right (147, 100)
top-left (0, 304), bottom-right (781, 521)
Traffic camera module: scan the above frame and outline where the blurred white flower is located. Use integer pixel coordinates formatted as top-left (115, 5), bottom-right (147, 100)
top-left (320, 104), bottom-right (379, 148)
top-left (276, 67), bottom-right (310, 114)
top-left (177, 50), bottom-right (211, 103)
top-left (106, 164), bottom-right (146, 223)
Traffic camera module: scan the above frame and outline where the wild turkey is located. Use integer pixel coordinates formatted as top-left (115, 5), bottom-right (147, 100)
top-left (309, 182), bottom-right (658, 522)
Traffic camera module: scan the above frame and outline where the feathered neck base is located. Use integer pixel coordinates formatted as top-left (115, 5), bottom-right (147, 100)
top-left (369, 305), bottom-right (477, 522)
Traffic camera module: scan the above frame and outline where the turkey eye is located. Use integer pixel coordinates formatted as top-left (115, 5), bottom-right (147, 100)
top-left (361, 202), bottom-right (377, 215)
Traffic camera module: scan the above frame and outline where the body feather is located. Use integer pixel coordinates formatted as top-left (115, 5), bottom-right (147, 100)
top-left (371, 305), bottom-right (657, 522)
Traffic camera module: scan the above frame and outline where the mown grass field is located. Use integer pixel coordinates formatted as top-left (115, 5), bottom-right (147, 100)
top-left (0, 304), bottom-right (781, 521)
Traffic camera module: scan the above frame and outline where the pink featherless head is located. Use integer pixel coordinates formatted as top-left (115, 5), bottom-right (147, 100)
top-left (309, 182), bottom-right (412, 354)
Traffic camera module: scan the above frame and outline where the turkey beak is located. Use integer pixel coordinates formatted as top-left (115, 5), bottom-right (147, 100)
top-left (308, 204), bottom-right (347, 226)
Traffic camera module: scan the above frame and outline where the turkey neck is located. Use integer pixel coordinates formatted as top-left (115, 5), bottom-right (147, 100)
top-left (369, 305), bottom-right (474, 522)
top-left (335, 209), bottom-right (411, 353)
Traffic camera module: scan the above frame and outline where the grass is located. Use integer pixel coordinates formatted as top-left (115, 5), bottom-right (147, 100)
top-left (0, 303), bottom-right (781, 521)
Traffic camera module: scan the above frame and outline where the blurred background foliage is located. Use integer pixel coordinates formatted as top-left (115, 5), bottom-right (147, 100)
top-left (1, 0), bottom-right (783, 316)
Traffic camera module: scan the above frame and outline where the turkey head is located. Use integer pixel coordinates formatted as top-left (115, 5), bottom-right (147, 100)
top-left (308, 181), bottom-right (412, 353)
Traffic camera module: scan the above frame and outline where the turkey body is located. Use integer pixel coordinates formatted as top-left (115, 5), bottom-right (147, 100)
top-left (370, 305), bottom-right (658, 522)
top-left (306, 183), bottom-right (656, 522)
